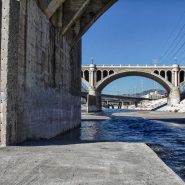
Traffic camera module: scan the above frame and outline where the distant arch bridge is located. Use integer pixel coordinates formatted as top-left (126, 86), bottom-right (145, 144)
top-left (81, 64), bottom-right (185, 112)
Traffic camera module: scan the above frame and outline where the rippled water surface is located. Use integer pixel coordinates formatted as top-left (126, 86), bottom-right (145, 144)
top-left (61, 110), bottom-right (185, 181)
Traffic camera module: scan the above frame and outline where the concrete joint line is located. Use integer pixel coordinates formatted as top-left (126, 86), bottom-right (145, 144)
top-left (62, 0), bottom-right (91, 35)
top-left (44, 0), bottom-right (66, 19)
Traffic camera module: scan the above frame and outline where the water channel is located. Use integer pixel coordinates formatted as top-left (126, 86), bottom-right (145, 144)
top-left (59, 109), bottom-right (185, 181)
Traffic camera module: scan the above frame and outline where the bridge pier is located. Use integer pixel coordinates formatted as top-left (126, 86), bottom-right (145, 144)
top-left (87, 90), bottom-right (102, 112)
top-left (168, 65), bottom-right (181, 105)
top-left (168, 87), bottom-right (180, 105)
top-left (135, 102), bottom-right (138, 108)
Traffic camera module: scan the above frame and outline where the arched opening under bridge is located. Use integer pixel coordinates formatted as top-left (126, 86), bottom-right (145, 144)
top-left (86, 70), bottom-right (181, 112)
top-left (101, 76), bottom-right (167, 110)
top-left (96, 71), bottom-right (171, 94)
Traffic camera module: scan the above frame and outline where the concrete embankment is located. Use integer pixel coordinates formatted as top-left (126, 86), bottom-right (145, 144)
top-left (82, 112), bottom-right (111, 121)
top-left (112, 110), bottom-right (185, 124)
top-left (0, 142), bottom-right (184, 185)
top-left (82, 110), bottom-right (185, 123)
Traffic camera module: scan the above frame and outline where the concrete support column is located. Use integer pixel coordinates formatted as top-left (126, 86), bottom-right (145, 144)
top-left (165, 71), bottom-right (168, 81)
top-left (100, 70), bottom-right (103, 80)
top-left (168, 87), bottom-right (180, 105)
top-left (86, 63), bottom-right (101, 112)
top-left (172, 64), bottom-right (179, 87)
top-left (1, 0), bottom-right (20, 146)
top-left (87, 89), bottom-right (102, 112)
top-left (89, 64), bottom-right (96, 88)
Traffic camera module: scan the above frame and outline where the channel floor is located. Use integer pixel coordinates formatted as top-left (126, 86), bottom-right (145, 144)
top-left (0, 142), bottom-right (184, 185)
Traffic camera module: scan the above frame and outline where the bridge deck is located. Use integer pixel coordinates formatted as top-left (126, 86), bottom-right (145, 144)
top-left (0, 142), bottom-right (184, 185)
top-left (81, 92), bottom-right (153, 101)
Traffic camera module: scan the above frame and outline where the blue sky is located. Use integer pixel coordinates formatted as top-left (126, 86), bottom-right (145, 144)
top-left (82, 0), bottom-right (185, 94)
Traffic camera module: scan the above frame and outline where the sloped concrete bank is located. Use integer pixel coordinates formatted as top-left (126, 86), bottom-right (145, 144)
top-left (112, 110), bottom-right (185, 124)
top-left (81, 112), bottom-right (111, 121)
top-left (0, 142), bottom-right (184, 185)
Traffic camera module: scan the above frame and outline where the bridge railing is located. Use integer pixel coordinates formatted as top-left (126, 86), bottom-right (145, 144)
top-left (82, 64), bottom-right (185, 68)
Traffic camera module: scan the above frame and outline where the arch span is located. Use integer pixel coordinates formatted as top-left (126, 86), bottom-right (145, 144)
top-left (96, 71), bottom-right (172, 93)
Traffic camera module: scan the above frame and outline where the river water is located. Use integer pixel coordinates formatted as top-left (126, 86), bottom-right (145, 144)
top-left (60, 110), bottom-right (185, 181)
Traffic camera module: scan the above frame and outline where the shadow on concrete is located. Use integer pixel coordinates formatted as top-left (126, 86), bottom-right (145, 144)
top-left (19, 139), bottom-right (121, 147)
top-left (18, 124), bottom-right (115, 147)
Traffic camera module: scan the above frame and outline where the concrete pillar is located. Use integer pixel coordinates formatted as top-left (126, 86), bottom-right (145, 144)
top-left (86, 63), bottom-right (101, 112)
top-left (168, 87), bottom-right (180, 105)
top-left (106, 100), bottom-right (109, 105)
top-left (1, 0), bottom-right (20, 146)
top-left (121, 101), bottom-right (123, 108)
top-left (165, 71), bottom-right (168, 81)
top-left (119, 102), bottom-right (122, 109)
top-left (172, 64), bottom-right (179, 87)
top-left (89, 64), bottom-right (96, 88)
top-left (87, 89), bottom-right (101, 112)
top-left (100, 70), bottom-right (103, 80)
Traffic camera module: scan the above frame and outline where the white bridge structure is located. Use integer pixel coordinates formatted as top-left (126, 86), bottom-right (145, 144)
top-left (81, 64), bottom-right (185, 112)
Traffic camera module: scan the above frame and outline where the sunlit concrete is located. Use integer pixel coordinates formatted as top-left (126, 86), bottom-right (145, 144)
top-left (0, 142), bottom-right (184, 185)
top-left (82, 112), bottom-right (110, 121)
top-left (112, 110), bottom-right (185, 122)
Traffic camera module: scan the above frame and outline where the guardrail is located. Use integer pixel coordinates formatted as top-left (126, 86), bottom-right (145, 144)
top-left (82, 64), bottom-right (185, 68)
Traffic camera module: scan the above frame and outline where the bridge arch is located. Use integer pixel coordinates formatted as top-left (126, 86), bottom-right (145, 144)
top-left (95, 71), bottom-right (172, 94)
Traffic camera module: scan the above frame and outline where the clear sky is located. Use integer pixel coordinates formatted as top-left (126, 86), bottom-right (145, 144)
top-left (82, 0), bottom-right (185, 94)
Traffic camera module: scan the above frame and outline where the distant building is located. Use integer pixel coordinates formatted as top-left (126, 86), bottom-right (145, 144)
top-left (142, 90), bottom-right (166, 99)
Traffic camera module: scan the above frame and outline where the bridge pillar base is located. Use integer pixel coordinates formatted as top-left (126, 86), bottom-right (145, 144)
top-left (168, 87), bottom-right (180, 105)
top-left (87, 93), bottom-right (102, 112)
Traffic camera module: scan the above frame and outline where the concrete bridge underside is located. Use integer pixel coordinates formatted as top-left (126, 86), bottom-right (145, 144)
top-left (81, 64), bottom-right (185, 112)
top-left (0, 0), bottom-right (117, 146)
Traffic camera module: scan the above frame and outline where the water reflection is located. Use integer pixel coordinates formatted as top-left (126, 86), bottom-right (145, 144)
top-left (60, 111), bottom-right (185, 181)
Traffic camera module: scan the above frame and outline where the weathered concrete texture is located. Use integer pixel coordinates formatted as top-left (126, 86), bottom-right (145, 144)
top-left (87, 94), bottom-right (102, 112)
top-left (168, 87), bottom-right (181, 105)
top-left (1, 0), bottom-right (20, 146)
top-left (1, 0), bottom-right (82, 145)
top-left (0, 142), bottom-right (184, 185)
top-left (16, 0), bottom-right (82, 144)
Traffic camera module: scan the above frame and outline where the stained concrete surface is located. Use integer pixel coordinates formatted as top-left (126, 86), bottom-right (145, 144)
top-left (0, 142), bottom-right (184, 185)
